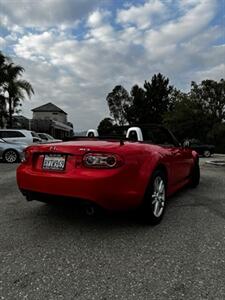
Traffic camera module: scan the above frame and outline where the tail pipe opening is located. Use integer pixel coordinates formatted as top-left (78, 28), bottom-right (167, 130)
top-left (85, 205), bottom-right (96, 216)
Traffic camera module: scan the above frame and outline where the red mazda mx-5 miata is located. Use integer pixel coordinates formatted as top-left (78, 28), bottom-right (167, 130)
top-left (17, 125), bottom-right (200, 224)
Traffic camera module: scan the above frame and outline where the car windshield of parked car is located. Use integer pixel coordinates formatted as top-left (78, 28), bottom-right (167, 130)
top-left (38, 133), bottom-right (54, 140)
top-left (38, 133), bottom-right (47, 140)
top-left (45, 134), bottom-right (54, 140)
top-left (31, 132), bottom-right (39, 138)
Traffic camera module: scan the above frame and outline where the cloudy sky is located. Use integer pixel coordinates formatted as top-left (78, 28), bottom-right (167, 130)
top-left (0, 0), bottom-right (224, 130)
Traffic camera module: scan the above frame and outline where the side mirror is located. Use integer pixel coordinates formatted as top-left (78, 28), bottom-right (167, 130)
top-left (183, 140), bottom-right (190, 148)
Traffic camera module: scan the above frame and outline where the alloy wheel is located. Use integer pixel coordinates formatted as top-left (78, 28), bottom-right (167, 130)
top-left (151, 176), bottom-right (166, 218)
top-left (4, 150), bottom-right (18, 163)
top-left (203, 150), bottom-right (211, 157)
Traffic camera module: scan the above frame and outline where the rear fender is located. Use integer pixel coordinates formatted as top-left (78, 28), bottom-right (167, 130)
top-left (137, 152), bottom-right (169, 198)
top-left (190, 151), bottom-right (199, 175)
top-left (191, 151), bottom-right (199, 165)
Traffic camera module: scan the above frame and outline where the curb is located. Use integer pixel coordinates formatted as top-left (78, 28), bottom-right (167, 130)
top-left (205, 160), bottom-right (225, 166)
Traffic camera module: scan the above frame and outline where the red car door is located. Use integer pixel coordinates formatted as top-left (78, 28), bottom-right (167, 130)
top-left (170, 146), bottom-right (193, 184)
top-left (142, 126), bottom-right (193, 186)
top-left (154, 127), bottom-right (192, 185)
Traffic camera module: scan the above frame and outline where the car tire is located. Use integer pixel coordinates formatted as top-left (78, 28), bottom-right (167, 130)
top-left (141, 170), bottom-right (167, 225)
top-left (203, 150), bottom-right (211, 157)
top-left (3, 149), bottom-right (19, 163)
top-left (190, 162), bottom-right (200, 188)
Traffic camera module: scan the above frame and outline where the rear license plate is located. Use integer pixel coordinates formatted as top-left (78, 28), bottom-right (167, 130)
top-left (43, 154), bottom-right (66, 171)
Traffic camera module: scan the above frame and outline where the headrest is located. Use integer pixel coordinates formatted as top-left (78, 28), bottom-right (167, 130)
top-left (126, 127), bottom-right (143, 141)
top-left (86, 129), bottom-right (99, 137)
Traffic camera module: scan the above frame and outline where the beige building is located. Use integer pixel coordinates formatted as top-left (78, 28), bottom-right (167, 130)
top-left (31, 102), bottom-right (73, 139)
top-left (32, 102), bottom-right (68, 123)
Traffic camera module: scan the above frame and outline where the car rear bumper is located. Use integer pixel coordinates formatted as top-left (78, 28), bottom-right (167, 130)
top-left (20, 189), bottom-right (101, 210)
top-left (17, 164), bottom-right (144, 211)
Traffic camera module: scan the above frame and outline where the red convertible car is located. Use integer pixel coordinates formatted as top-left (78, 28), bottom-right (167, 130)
top-left (17, 125), bottom-right (200, 224)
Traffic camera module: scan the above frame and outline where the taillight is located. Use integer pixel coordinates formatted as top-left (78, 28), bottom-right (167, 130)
top-left (83, 153), bottom-right (122, 168)
top-left (21, 150), bottom-right (31, 163)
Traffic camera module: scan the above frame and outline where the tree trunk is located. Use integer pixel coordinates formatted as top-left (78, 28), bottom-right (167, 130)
top-left (8, 97), bottom-right (13, 128)
top-left (0, 96), bottom-right (8, 128)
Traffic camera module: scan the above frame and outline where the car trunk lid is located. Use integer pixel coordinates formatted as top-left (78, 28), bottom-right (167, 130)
top-left (28, 140), bottom-right (126, 171)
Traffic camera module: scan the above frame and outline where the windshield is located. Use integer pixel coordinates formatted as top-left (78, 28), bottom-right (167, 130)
top-left (31, 132), bottom-right (39, 138)
top-left (39, 133), bottom-right (54, 140)
top-left (45, 134), bottom-right (54, 140)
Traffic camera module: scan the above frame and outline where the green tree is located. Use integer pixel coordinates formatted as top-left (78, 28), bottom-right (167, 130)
top-left (207, 122), bottom-right (225, 153)
top-left (5, 63), bottom-right (34, 128)
top-left (163, 79), bottom-right (225, 153)
top-left (0, 51), bottom-right (8, 127)
top-left (163, 95), bottom-right (210, 142)
top-left (190, 79), bottom-right (225, 123)
top-left (106, 85), bottom-right (131, 126)
top-left (143, 73), bottom-right (173, 123)
top-left (0, 51), bottom-right (7, 86)
top-left (97, 117), bottom-right (114, 136)
top-left (0, 95), bottom-right (7, 128)
top-left (167, 88), bottom-right (185, 111)
top-left (0, 51), bottom-right (34, 128)
top-left (126, 84), bottom-right (146, 124)
top-left (125, 73), bottom-right (174, 125)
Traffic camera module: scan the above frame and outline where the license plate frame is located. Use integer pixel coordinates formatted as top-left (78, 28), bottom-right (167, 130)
top-left (42, 154), bottom-right (67, 171)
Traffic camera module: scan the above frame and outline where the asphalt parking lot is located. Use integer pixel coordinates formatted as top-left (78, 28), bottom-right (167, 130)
top-left (0, 158), bottom-right (225, 300)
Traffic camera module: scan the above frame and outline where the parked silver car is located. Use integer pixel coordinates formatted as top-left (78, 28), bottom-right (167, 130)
top-left (0, 129), bottom-right (42, 145)
top-left (0, 138), bottom-right (27, 163)
top-left (37, 133), bottom-right (62, 143)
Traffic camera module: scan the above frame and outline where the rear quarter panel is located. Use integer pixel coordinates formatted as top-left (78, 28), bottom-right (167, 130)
top-left (117, 143), bottom-right (171, 200)
top-left (118, 143), bottom-right (196, 199)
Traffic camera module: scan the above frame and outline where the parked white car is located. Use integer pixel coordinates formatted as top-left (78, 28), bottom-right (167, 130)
top-left (37, 133), bottom-right (62, 143)
top-left (0, 129), bottom-right (41, 145)
top-left (0, 138), bottom-right (27, 163)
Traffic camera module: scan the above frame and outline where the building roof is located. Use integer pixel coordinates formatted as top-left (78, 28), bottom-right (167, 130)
top-left (32, 102), bottom-right (67, 115)
top-left (52, 120), bottom-right (73, 132)
top-left (13, 115), bottom-right (29, 120)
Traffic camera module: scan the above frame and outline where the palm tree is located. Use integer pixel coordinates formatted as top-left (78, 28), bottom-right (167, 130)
top-left (5, 63), bottom-right (34, 128)
top-left (0, 51), bottom-right (34, 128)
top-left (0, 51), bottom-right (8, 127)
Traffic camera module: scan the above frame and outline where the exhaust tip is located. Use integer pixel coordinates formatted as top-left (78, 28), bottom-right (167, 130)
top-left (85, 205), bottom-right (95, 216)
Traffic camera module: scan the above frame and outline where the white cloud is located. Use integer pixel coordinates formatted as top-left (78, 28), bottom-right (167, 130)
top-left (0, 0), bottom-right (224, 130)
top-left (0, 37), bottom-right (6, 48)
top-left (181, 0), bottom-right (202, 7)
top-left (143, 0), bottom-right (217, 50)
top-left (0, 0), bottom-right (106, 29)
top-left (117, 0), bottom-right (167, 29)
top-left (88, 11), bottom-right (103, 27)
top-left (87, 10), bottom-right (110, 28)
top-left (14, 31), bottom-right (62, 60)
top-left (194, 64), bottom-right (225, 82)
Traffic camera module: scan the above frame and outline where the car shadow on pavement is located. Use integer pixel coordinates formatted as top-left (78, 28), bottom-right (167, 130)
top-left (27, 184), bottom-right (193, 229)
top-left (36, 201), bottom-right (144, 228)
